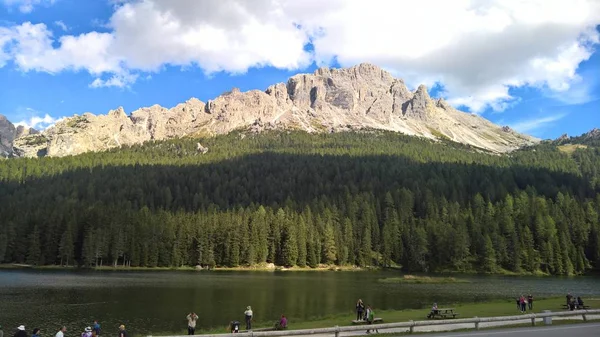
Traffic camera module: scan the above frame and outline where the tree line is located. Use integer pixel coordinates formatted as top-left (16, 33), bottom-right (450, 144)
top-left (0, 131), bottom-right (599, 274)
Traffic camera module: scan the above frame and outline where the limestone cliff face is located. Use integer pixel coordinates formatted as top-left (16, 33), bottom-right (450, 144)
top-left (11, 63), bottom-right (538, 157)
top-left (0, 114), bottom-right (16, 157)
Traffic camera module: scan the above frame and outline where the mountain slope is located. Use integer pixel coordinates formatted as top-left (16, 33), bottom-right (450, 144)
top-left (12, 63), bottom-right (537, 157)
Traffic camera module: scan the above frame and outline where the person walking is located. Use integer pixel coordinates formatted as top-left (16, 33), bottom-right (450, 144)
top-left (92, 321), bottom-right (101, 337)
top-left (55, 327), bottom-right (66, 337)
top-left (32, 329), bottom-right (41, 337)
top-left (527, 294), bottom-right (533, 310)
top-left (118, 325), bottom-right (127, 337)
top-left (365, 306), bottom-right (378, 334)
top-left (186, 312), bottom-right (199, 335)
top-left (14, 326), bottom-right (27, 337)
top-left (355, 299), bottom-right (365, 321)
top-left (244, 306), bottom-right (253, 331)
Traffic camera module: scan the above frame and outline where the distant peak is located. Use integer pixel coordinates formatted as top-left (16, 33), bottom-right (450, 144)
top-left (108, 107), bottom-right (127, 118)
top-left (414, 84), bottom-right (431, 100)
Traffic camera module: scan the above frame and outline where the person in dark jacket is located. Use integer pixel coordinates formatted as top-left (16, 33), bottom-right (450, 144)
top-left (356, 299), bottom-right (365, 321)
top-left (527, 294), bottom-right (533, 310)
top-left (118, 325), bottom-right (127, 337)
top-left (14, 326), bottom-right (27, 337)
top-left (31, 328), bottom-right (40, 337)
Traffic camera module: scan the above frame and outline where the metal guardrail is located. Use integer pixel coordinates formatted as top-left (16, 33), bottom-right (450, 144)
top-left (160, 309), bottom-right (600, 337)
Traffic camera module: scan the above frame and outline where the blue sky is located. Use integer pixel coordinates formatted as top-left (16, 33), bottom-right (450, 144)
top-left (0, 0), bottom-right (599, 139)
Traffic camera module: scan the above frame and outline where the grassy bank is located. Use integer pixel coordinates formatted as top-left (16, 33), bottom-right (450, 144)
top-left (150, 297), bottom-right (599, 336)
top-left (379, 275), bottom-right (470, 284)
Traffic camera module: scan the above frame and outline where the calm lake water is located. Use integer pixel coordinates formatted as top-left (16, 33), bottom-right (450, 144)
top-left (0, 270), bottom-right (598, 336)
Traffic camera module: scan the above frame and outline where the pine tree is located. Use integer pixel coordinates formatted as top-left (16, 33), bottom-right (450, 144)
top-left (296, 216), bottom-right (308, 267)
top-left (282, 222), bottom-right (298, 267)
top-left (322, 221), bottom-right (337, 265)
top-left (26, 225), bottom-right (41, 265)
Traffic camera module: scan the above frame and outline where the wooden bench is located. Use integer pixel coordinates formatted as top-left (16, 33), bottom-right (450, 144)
top-left (428, 308), bottom-right (460, 319)
top-left (351, 318), bottom-right (383, 325)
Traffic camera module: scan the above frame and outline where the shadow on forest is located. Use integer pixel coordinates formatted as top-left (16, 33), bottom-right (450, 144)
top-left (1, 151), bottom-right (595, 214)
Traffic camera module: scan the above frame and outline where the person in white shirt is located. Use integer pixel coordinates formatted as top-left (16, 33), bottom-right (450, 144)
top-left (244, 306), bottom-right (253, 330)
top-left (55, 327), bottom-right (67, 337)
top-left (186, 312), bottom-right (199, 335)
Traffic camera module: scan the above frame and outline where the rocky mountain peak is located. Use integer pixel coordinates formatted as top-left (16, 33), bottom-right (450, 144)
top-left (108, 107), bottom-right (128, 119)
top-left (0, 114), bottom-right (17, 156)
top-left (6, 63), bottom-right (539, 157)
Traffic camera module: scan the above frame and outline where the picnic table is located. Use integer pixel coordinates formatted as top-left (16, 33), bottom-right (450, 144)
top-left (351, 318), bottom-right (383, 325)
top-left (428, 308), bottom-right (460, 319)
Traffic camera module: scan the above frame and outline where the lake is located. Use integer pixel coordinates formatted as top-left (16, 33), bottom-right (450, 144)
top-left (0, 270), bottom-right (598, 336)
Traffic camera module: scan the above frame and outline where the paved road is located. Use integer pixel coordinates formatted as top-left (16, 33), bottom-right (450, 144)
top-left (414, 323), bottom-right (600, 337)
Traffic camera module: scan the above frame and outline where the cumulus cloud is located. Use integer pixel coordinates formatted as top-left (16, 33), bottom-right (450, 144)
top-left (14, 111), bottom-right (64, 129)
top-left (3, 0), bottom-right (56, 13)
top-left (0, 0), bottom-right (599, 113)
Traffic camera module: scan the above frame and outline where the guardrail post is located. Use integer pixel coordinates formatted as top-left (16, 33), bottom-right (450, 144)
top-left (409, 320), bottom-right (414, 334)
top-left (334, 325), bottom-right (340, 337)
top-left (582, 314), bottom-right (587, 322)
top-left (531, 314), bottom-right (536, 326)
top-left (474, 316), bottom-right (479, 330)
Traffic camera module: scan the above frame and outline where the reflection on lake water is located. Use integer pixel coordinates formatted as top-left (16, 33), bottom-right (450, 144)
top-left (0, 270), bottom-right (598, 336)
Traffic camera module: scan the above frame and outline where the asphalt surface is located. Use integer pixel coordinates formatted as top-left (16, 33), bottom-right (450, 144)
top-left (415, 323), bottom-right (600, 337)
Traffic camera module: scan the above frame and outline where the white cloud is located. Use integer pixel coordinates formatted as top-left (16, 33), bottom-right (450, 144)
top-left (0, 0), bottom-right (599, 113)
top-left (3, 0), bottom-right (56, 13)
top-left (509, 113), bottom-right (567, 133)
top-left (54, 20), bottom-right (68, 32)
top-left (14, 112), bottom-right (64, 130)
top-left (2, 22), bottom-right (121, 74)
top-left (89, 72), bottom-right (138, 88)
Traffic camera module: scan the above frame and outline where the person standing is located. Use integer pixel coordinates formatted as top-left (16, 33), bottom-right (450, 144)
top-left (55, 327), bottom-right (66, 337)
top-left (14, 326), bottom-right (27, 337)
top-left (1, 324), bottom-right (4, 337)
top-left (519, 295), bottom-right (526, 313)
top-left (355, 299), bottom-right (365, 321)
top-left (527, 294), bottom-right (533, 310)
top-left (92, 322), bottom-right (101, 337)
top-left (32, 329), bottom-right (41, 337)
top-left (566, 293), bottom-right (572, 306)
top-left (117, 325), bottom-right (127, 337)
top-left (244, 306), bottom-right (253, 331)
top-left (186, 312), bottom-right (199, 335)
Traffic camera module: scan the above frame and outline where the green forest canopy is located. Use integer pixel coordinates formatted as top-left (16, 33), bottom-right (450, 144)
top-left (0, 130), bottom-right (599, 274)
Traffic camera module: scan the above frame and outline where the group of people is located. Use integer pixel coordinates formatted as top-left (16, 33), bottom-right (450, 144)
top-left (355, 299), bottom-right (378, 334)
top-left (186, 306), bottom-right (285, 334)
top-left (515, 294), bottom-right (534, 313)
top-left (566, 293), bottom-right (585, 310)
top-left (3, 322), bottom-right (126, 337)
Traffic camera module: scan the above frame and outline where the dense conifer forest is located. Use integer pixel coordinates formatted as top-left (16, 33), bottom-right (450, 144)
top-left (1, 130), bottom-right (599, 274)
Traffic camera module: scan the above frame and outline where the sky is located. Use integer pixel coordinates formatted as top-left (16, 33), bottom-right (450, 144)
top-left (0, 0), bottom-right (599, 139)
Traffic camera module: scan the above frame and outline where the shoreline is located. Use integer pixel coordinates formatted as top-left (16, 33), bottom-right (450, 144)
top-left (1, 263), bottom-right (591, 276)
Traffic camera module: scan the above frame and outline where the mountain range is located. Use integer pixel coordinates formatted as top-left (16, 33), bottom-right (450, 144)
top-left (0, 63), bottom-right (549, 158)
